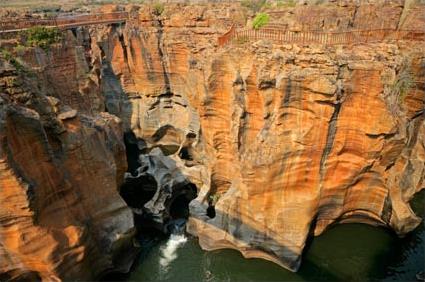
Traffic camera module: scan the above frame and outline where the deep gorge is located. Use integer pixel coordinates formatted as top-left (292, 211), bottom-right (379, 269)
top-left (0, 1), bottom-right (424, 281)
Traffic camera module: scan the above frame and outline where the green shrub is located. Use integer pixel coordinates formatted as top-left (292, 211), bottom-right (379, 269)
top-left (1, 48), bottom-right (25, 72)
top-left (31, 5), bottom-right (61, 13)
top-left (208, 194), bottom-right (220, 205)
top-left (152, 2), bottom-right (164, 16)
top-left (1, 49), bottom-right (13, 61)
top-left (241, 0), bottom-right (267, 13)
top-left (252, 12), bottom-right (270, 29)
top-left (23, 26), bottom-right (62, 50)
top-left (14, 45), bottom-right (27, 55)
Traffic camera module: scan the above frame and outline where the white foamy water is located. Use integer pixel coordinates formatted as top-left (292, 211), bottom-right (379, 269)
top-left (159, 234), bottom-right (188, 271)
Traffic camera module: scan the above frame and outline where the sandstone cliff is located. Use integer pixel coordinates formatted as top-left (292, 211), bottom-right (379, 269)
top-left (0, 38), bottom-right (137, 281)
top-left (97, 2), bottom-right (425, 272)
top-left (0, 1), bottom-right (424, 280)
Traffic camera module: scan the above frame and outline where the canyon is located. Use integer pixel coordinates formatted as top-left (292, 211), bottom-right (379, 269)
top-left (0, 1), bottom-right (424, 281)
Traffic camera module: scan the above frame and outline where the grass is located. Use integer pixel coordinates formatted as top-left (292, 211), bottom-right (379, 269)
top-left (0, 0), bottom-right (79, 9)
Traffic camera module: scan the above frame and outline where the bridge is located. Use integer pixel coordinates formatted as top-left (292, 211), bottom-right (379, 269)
top-left (1, 12), bottom-right (423, 46)
top-left (0, 12), bottom-right (128, 33)
top-left (218, 25), bottom-right (425, 47)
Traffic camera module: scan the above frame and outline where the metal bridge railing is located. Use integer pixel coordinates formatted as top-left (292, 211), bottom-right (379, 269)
top-left (0, 12), bottom-right (129, 33)
top-left (218, 26), bottom-right (425, 47)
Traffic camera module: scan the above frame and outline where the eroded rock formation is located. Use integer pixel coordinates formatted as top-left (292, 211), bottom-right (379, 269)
top-left (0, 40), bottom-right (137, 281)
top-left (0, 1), bottom-right (424, 280)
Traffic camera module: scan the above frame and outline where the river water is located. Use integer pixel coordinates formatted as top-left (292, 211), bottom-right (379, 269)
top-left (125, 190), bottom-right (424, 282)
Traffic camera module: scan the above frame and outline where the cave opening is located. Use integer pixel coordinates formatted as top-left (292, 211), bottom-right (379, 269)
top-left (119, 174), bottom-right (157, 209)
top-left (169, 194), bottom-right (191, 219)
top-left (205, 188), bottom-right (218, 219)
top-left (165, 183), bottom-right (198, 234)
top-left (120, 130), bottom-right (199, 240)
top-left (169, 183), bottom-right (197, 220)
top-left (178, 146), bottom-right (192, 160)
top-left (206, 205), bottom-right (216, 219)
top-left (123, 132), bottom-right (142, 175)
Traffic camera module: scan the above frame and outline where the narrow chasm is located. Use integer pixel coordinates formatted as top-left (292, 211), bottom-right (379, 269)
top-left (119, 131), bottom-right (198, 238)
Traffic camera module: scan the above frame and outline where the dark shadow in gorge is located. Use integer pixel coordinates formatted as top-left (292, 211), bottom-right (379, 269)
top-left (119, 144), bottom-right (198, 229)
top-left (123, 132), bottom-right (143, 176)
top-left (104, 153), bottom-right (341, 281)
top-left (101, 145), bottom-right (198, 281)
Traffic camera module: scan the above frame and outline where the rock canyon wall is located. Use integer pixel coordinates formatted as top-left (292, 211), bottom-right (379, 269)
top-left (0, 34), bottom-right (137, 281)
top-left (0, 1), bottom-right (424, 280)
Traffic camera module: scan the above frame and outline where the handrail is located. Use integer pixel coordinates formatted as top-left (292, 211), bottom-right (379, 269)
top-left (218, 24), bottom-right (236, 47)
top-left (218, 27), bottom-right (425, 46)
top-left (0, 12), bottom-right (129, 33)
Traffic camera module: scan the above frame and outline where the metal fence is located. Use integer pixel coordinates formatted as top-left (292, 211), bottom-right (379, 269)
top-left (218, 26), bottom-right (425, 46)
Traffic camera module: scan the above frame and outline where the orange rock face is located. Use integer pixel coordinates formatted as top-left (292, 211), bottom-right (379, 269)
top-left (186, 43), bottom-right (424, 270)
top-left (106, 3), bottom-right (424, 272)
top-left (0, 42), bottom-right (136, 281)
top-left (0, 2), bottom-right (424, 280)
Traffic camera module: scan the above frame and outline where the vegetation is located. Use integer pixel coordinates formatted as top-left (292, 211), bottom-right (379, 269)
top-left (1, 49), bottom-right (13, 62)
top-left (391, 58), bottom-right (415, 104)
top-left (0, 49), bottom-right (25, 72)
top-left (152, 2), bottom-right (165, 16)
top-left (13, 45), bottom-right (27, 56)
top-left (241, 0), bottom-right (267, 13)
top-left (208, 194), bottom-right (220, 206)
top-left (276, 0), bottom-right (296, 8)
top-left (82, 0), bottom-right (144, 4)
top-left (252, 12), bottom-right (270, 29)
top-left (31, 5), bottom-right (61, 13)
top-left (22, 26), bottom-right (62, 50)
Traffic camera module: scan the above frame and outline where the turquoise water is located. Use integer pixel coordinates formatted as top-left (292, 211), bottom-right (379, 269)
top-left (125, 191), bottom-right (424, 282)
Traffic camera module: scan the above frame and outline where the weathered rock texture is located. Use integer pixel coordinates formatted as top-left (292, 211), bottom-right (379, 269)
top-left (0, 38), bottom-right (136, 281)
top-left (186, 43), bottom-right (425, 270)
top-left (101, 2), bottom-right (425, 272)
top-left (0, 1), bottom-right (424, 280)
